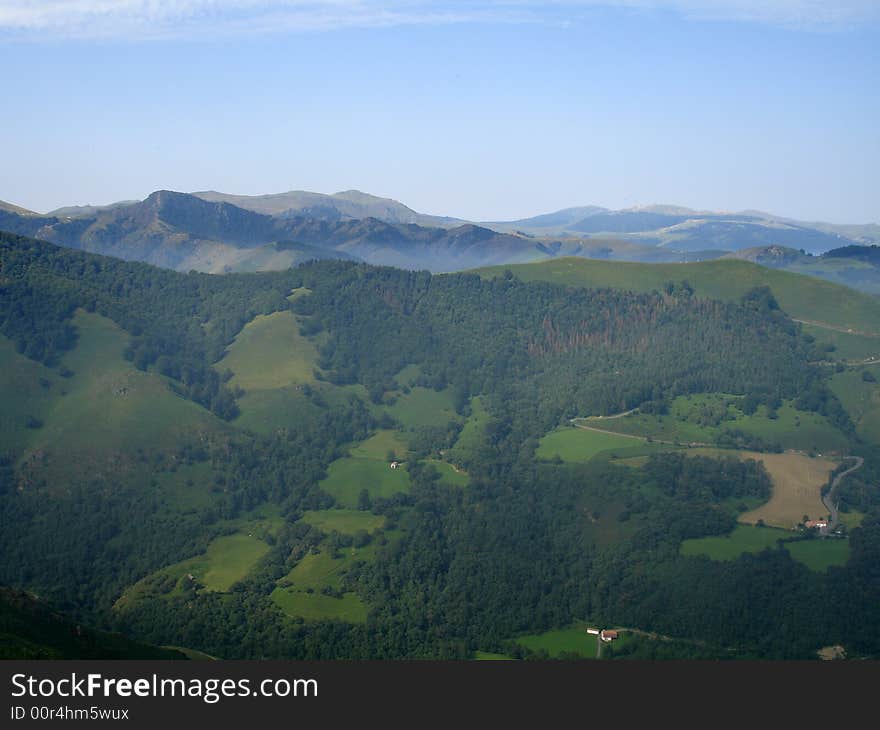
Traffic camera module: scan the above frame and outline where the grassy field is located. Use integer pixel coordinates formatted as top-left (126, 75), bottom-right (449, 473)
top-left (447, 396), bottom-right (491, 461)
top-left (536, 425), bottom-right (667, 463)
top-left (785, 539), bottom-right (850, 572)
top-left (830, 369), bottom-right (880, 445)
top-left (230, 386), bottom-right (320, 435)
top-left (319, 457), bottom-right (411, 508)
top-left (117, 529), bottom-right (272, 608)
top-left (515, 624), bottom-right (598, 659)
top-left (839, 511), bottom-right (865, 530)
top-left (270, 543), bottom-right (382, 623)
top-left (474, 651), bottom-right (513, 660)
top-left (384, 386), bottom-right (459, 429)
top-left (349, 429), bottom-right (409, 460)
top-left (584, 394), bottom-right (849, 454)
top-left (300, 509), bottom-right (386, 535)
top-left (217, 310), bottom-right (319, 390)
top-left (10, 311), bottom-right (224, 486)
top-left (425, 459), bottom-right (470, 487)
top-left (801, 323), bottom-right (880, 362)
top-left (270, 589), bottom-right (368, 623)
top-left (198, 534), bottom-right (271, 592)
top-left (681, 524), bottom-right (789, 560)
top-left (476, 258), bottom-right (880, 336)
top-left (394, 363), bottom-right (422, 388)
top-left (0, 334), bottom-right (59, 454)
top-left (682, 526), bottom-right (850, 572)
top-left (735, 451), bottom-right (837, 529)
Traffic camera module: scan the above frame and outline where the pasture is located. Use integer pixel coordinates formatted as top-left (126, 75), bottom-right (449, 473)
top-left (681, 525), bottom-right (788, 561)
top-left (384, 386), bottom-right (459, 429)
top-left (536, 426), bottom-right (646, 463)
top-left (198, 534), bottom-right (271, 592)
top-left (270, 588), bottom-right (368, 623)
top-left (270, 543), bottom-right (383, 624)
top-left (589, 394), bottom-right (849, 453)
top-left (785, 539), bottom-right (850, 572)
top-left (831, 368), bottom-right (880, 445)
top-left (476, 257), bottom-right (880, 336)
top-left (515, 624), bottom-right (598, 658)
top-left (300, 509), bottom-right (386, 535)
top-left (319, 456), bottom-right (411, 508)
top-left (12, 311), bottom-right (224, 486)
top-left (425, 459), bottom-right (470, 487)
top-left (217, 310), bottom-right (319, 390)
top-left (447, 396), bottom-right (491, 461)
top-left (735, 451), bottom-right (836, 529)
top-left (350, 429), bottom-right (409, 460)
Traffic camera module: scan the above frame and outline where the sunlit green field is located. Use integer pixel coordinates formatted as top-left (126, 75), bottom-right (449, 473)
top-left (515, 624), bottom-right (598, 658)
top-left (585, 394), bottom-right (849, 453)
top-left (319, 456), bottom-right (410, 508)
top-left (681, 525), bottom-right (850, 572)
top-left (300, 509), bottom-right (386, 535)
top-left (681, 524), bottom-right (788, 561)
top-left (785, 539), bottom-right (850, 572)
top-left (476, 258), bottom-right (880, 335)
top-left (4, 311), bottom-right (225, 485)
top-left (385, 387), bottom-right (458, 429)
top-left (217, 310), bottom-right (320, 390)
top-left (536, 425), bottom-right (664, 463)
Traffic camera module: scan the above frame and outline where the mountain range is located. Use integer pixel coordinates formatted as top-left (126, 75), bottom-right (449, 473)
top-left (1, 190), bottom-right (878, 288)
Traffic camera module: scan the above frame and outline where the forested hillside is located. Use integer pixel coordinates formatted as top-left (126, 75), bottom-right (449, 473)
top-left (1, 231), bottom-right (878, 660)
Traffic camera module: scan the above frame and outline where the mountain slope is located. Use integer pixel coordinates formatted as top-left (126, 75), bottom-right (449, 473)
top-left (193, 188), bottom-right (465, 228)
top-left (724, 245), bottom-right (880, 295)
top-left (485, 205), bottom-right (866, 254)
top-left (0, 587), bottom-right (186, 659)
top-left (475, 257), bottom-right (880, 336)
top-left (0, 199), bottom-right (36, 216)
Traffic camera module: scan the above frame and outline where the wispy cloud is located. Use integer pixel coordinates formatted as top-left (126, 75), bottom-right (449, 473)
top-left (0, 1), bottom-right (876, 40)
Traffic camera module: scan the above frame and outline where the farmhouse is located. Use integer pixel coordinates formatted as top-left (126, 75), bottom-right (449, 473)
top-left (600, 630), bottom-right (618, 643)
top-left (586, 628), bottom-right (600, 635)
top-left (804, 519), bottom-right (829, 530)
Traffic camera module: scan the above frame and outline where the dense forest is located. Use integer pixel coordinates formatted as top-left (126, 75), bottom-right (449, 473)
top-left (1, 231), bottom-right (877, 660)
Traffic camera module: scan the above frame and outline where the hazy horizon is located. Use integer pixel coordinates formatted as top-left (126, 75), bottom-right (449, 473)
top-left (2, 2), bottom-right (878, 224)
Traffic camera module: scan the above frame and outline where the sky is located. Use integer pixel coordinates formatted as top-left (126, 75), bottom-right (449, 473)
top-left (1, 1), bottom-right (878, 223)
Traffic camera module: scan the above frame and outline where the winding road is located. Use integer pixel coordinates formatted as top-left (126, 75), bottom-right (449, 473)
top-left (822, 456), bottom-right (864, 530)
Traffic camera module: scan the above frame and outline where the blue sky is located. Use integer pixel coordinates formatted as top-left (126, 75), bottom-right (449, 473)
top-left (1, 2), bottom-right (878, 223)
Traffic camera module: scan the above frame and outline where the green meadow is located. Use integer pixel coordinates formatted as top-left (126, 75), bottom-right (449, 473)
top-left (349, 429), bottom-right (409, 460)
top-left (585, 394), bottom-right (849, 453)
top-left (830, 368), bottom-right (880, 445)
top-left (0, 334), bottom-right (60, 454)
top-left (9, 311), bottom-right (224, 485)
top-left (270, 589), bottom-right (368, 623)
top-left (476, 257), bottom-right (880, 336)
top-left (515, 624), bottom-right (598, 658)
top-left (474, 651), bottom-right (513, 660)
top-left (384, 386), bottom-right (459, 429)
top-left (300, 509), bottom-right (386, 535)
top-left (447, 396), bottom-right (491, 461)
top-left (425, 459), bottom-right (470, 487)
top-left (681, 525), bottom-right (789, 561)
top-left (801, 323), bottom-right (880, 362)
top-left (319, 456), bottom-right (411, 508)
top-left (536, 425), bottom-right (663, 463)
top-left (217, 310), bottom-right (319, 390)
top-left (197, 534), bottom-right (271, 592)
top-left (270, 543), bottom-right (385, 624)
top-left (681, 525), bottom-right (850, 572)
top-left (785, 539), bottom-right (850, 572)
